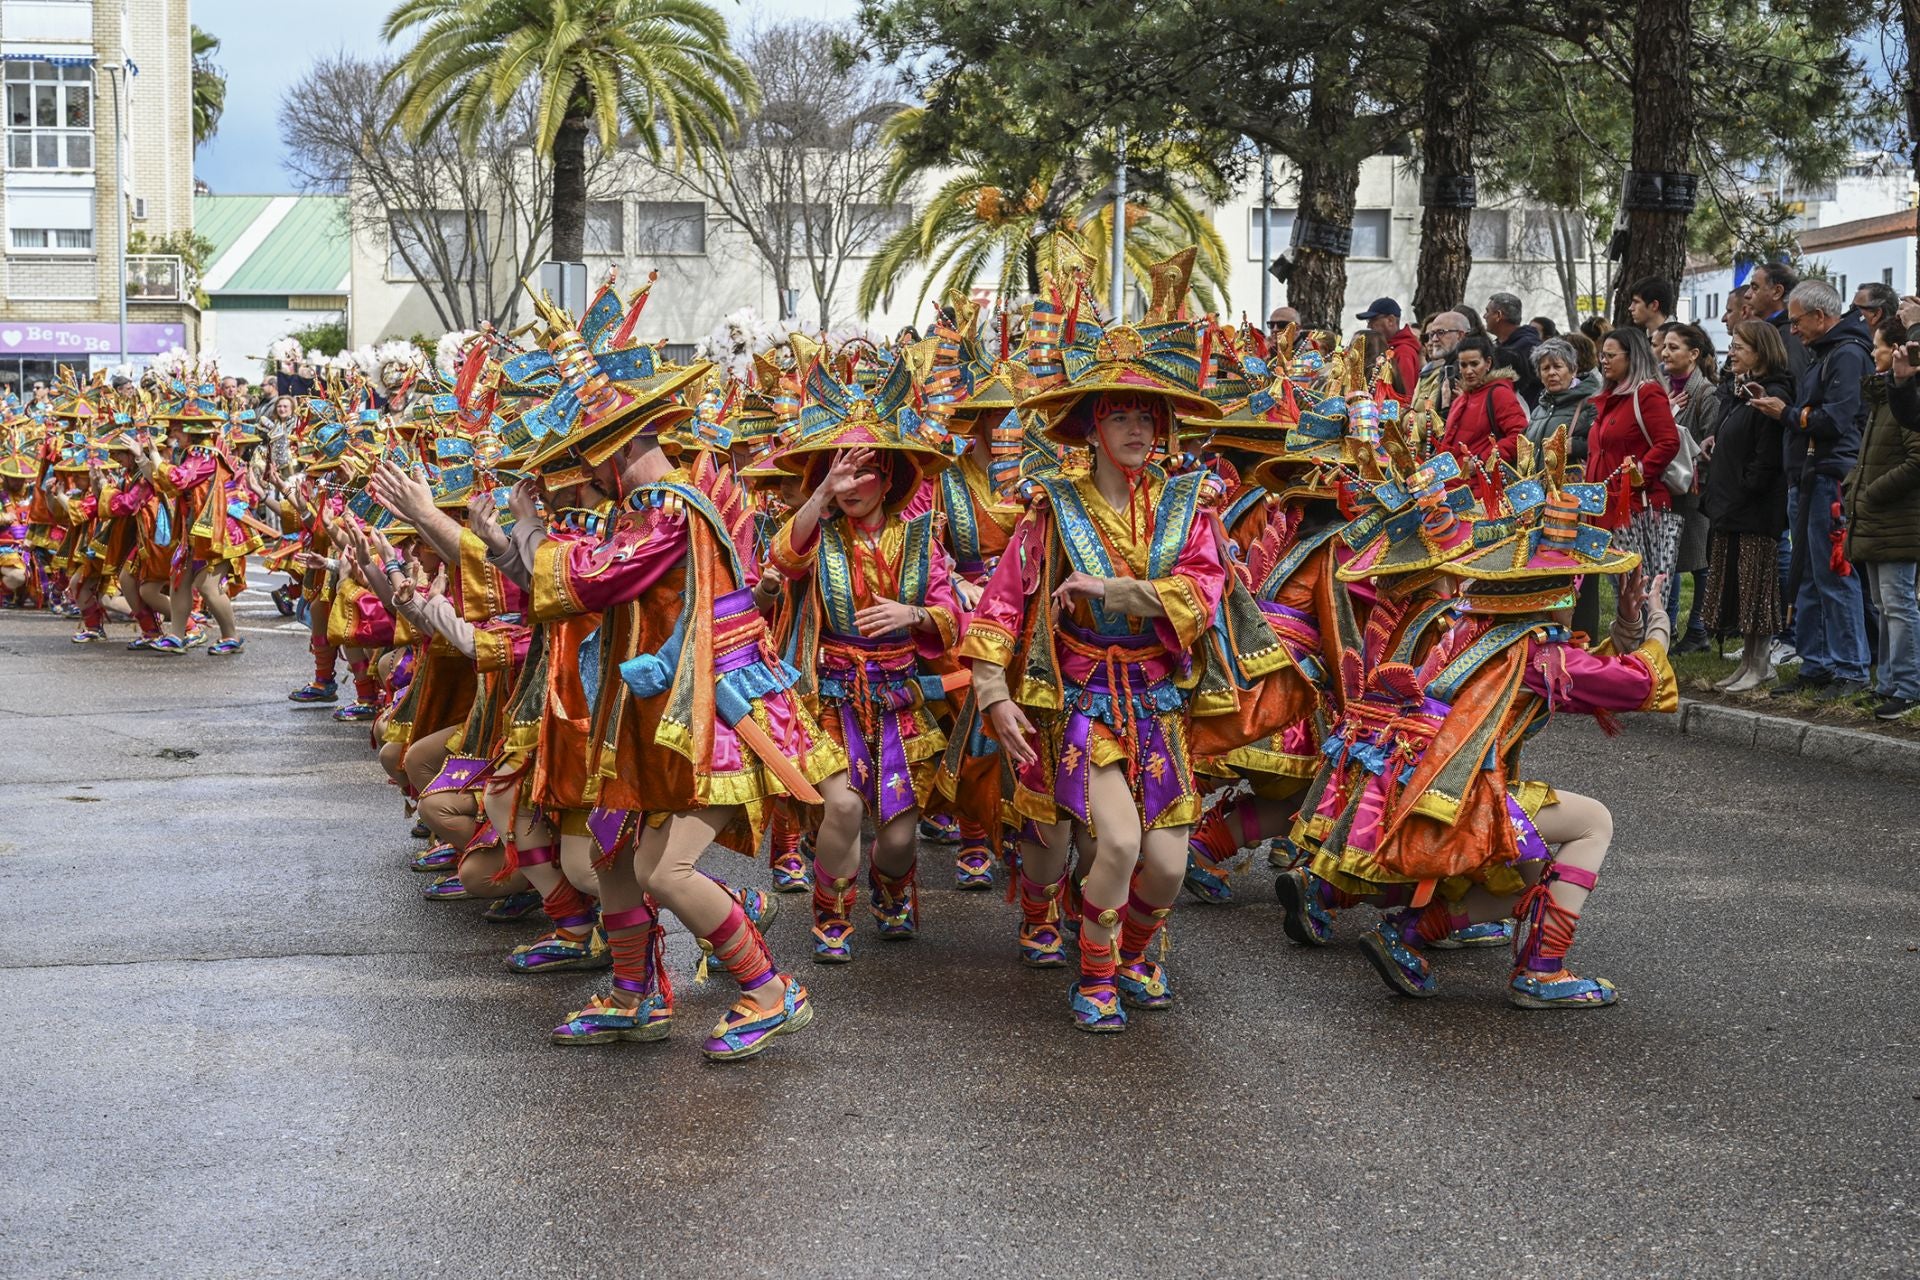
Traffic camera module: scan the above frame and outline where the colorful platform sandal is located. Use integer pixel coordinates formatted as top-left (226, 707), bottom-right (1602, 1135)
top-left (551, 902), bottom-right (673, 1045)
top-left (1016, 870), bottom-right (1068, 968)
top-left (331, 701), bottom-right (377, 722)
top-left (1358, 913), bottom-right (1439, 998)
top-left (1068, 978), bottom-right (1127, 1032)
top-left (420, 874), bottom-right (470, 900)
top-left (953, 821), bottom-right (996, 891)
top-left (504, 923), bottom-right (610, 974)
top-left (1508, 864), bottom-right (1617, 1010)
top-left (288, 680), bottom-right (338, 703)
top-left (810, 873), bottom-right (857, 963)
top-left (409, 843), bottom-right (458, 874)
top-left (699, 902), bottom-right (813, 1062)
top-left (70, 627), bottom-right (106, 644)
top-left (769, 824), bottom-right (813, 894)
top-left (702, 977), bottom-right (813, 1061)
top-left (869, 864), bottom-right (919, 940)
top-left (481, 891), bottom-right (544, 923)
top-left (208, 636), bottom-right (245, 656)
top-left (1432, 919), bottom-right (1514, 950)
top-left (918, 812), bottom-right (961, 845)
top-left (1272, 867), bottom-right (1338, 947)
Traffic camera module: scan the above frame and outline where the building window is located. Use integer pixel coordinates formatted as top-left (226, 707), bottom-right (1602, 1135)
top-left (848, 202), bottom-right (911, 256)
top-left (1833, 273), bottom-right (1847, 300)
top-left (387, 211), bottom-right (487, 281)
top-left (1885, 267), bottom-right (1896, 286)
top-left (1246, 207), bottom-right (1296, 261)
top-left (631, 201), bottom-right (705, 255)
top-left (1468, 210), bottom-right (1509, 260)
top-left (4, 61), bottom-right (94, 171)
top-left (1707, 293), bottom-right (1719, 319)
top-left (585, 200), bottom-right (623, 256)
top-left (10, 228), bottom-right (93, 252)
top-left (1349, 210), bottom-right (1391, 260)
top-left (1518, 209), bottom-right (1591, 265)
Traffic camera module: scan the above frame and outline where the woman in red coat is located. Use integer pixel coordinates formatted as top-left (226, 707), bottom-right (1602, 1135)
top-left (1583, 325), bottom-right (1683, 583)
top-left (1437, 335), bottom-right (1528, 465)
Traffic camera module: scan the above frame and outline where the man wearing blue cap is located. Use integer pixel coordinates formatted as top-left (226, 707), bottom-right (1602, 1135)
top-left (1356, 298), bottom-right (1422, 407)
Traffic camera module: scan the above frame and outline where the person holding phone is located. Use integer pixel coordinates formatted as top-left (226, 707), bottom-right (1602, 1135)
top-left (1699, 321), bottom-right (1794, 691)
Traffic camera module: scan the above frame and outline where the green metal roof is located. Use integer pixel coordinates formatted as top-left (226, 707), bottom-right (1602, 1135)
top-left (195, 194), bottom-right (349, 298)
top-left (194, 194), bottom-right (271, 267)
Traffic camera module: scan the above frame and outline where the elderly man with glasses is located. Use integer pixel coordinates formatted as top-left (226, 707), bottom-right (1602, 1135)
top-left (1748, 278), bottom-right (1874, 701)
top-left (1404, 311), bottom-right (1472, 445)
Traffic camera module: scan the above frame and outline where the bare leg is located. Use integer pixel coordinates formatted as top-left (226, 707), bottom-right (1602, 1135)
top-left (1529, 792), bottom-right (1612, 916)
top-left (194, 564), bottom-right (236, 640)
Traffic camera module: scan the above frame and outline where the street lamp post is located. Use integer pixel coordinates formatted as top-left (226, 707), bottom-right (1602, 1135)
top-left (1259, 150), bottom-right (1273, 320)
top-left (1110, 131), bottom-right (1126, 322)
top-left (102, 61), bottom-right (129, 370)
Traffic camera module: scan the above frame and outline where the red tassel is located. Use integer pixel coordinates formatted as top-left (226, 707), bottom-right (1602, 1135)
top-left (1196, 322), bottom-right (1215, 390)
top-left (998, 308), bottom-right (1011, 361)
top-left (1828, 499), bottom-right (1852, 577)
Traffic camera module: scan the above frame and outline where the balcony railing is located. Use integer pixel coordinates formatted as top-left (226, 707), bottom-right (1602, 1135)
top-left (125, 254), bottom-right (185, 302)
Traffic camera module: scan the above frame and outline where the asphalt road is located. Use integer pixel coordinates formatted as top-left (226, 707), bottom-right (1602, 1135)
top-left (2, 594), bottom-right (1917, 1279)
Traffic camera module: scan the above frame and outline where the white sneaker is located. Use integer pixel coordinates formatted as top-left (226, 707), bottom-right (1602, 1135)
top-left (1768, 640), bottom-right (1798, 667)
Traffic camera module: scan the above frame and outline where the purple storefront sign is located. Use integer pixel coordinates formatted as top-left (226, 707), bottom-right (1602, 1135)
top-left (0, 322), bottom-right (186, 356)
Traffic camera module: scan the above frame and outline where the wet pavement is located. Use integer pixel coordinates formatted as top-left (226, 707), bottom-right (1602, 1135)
top-left (2, 599), bottom-right (1918, 1279)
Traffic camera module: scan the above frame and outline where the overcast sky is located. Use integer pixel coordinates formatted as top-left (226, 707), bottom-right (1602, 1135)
top-left (190, 0), bottom-right (859, 194)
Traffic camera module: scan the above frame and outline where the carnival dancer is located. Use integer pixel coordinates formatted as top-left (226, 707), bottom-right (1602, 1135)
top-left (142, 384), bottom-right (253, 656)
top-left (285, 409), bottom-right (350, 699)
top-left (1181, 337), bottom-right (1367, 903)
top-left (1316, 432), bottom-right (1677, 1007)
top-left (102, 416), bottom-right (176, 648)
top-left (480, 282), bottom-right (839, 1058)
top-left (925, 299), bottom-right (1031, 890)
top-left (0, 435), bottom-right (35, 606)
top-left (1277, 443), bottom-right (1488, 948)
top-left (769, 354), bottom-right (964, 962)
top-left (958, 274), bottom-right (1273, 1031)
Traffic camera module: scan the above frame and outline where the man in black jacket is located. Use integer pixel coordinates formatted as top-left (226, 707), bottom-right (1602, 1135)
top-left (1752, 278), bottom-right (1872, 699)
top-left (1483, 291), bottom-right (1541, 408)
top-left (1749, 263), bottom-right (1810, 380)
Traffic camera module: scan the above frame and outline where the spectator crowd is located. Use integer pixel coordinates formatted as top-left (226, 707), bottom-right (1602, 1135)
top-left (1273, 268), bottom-right (1920, 722)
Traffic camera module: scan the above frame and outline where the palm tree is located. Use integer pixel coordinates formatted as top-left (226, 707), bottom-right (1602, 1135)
top-left (858, 109), bottom-right (1232, 319)
top-left (382, 0), bottom-right (758, 261)
top-left (190, 26), bottom-right (225, 149)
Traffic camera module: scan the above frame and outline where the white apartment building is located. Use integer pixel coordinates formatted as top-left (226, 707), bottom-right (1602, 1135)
top-left (1682, 158), bottom-right (1917, 348)
top-left (1, 0), bottom-right (198, 392)
top-left (346, 150), bottom-right (1607, 353)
